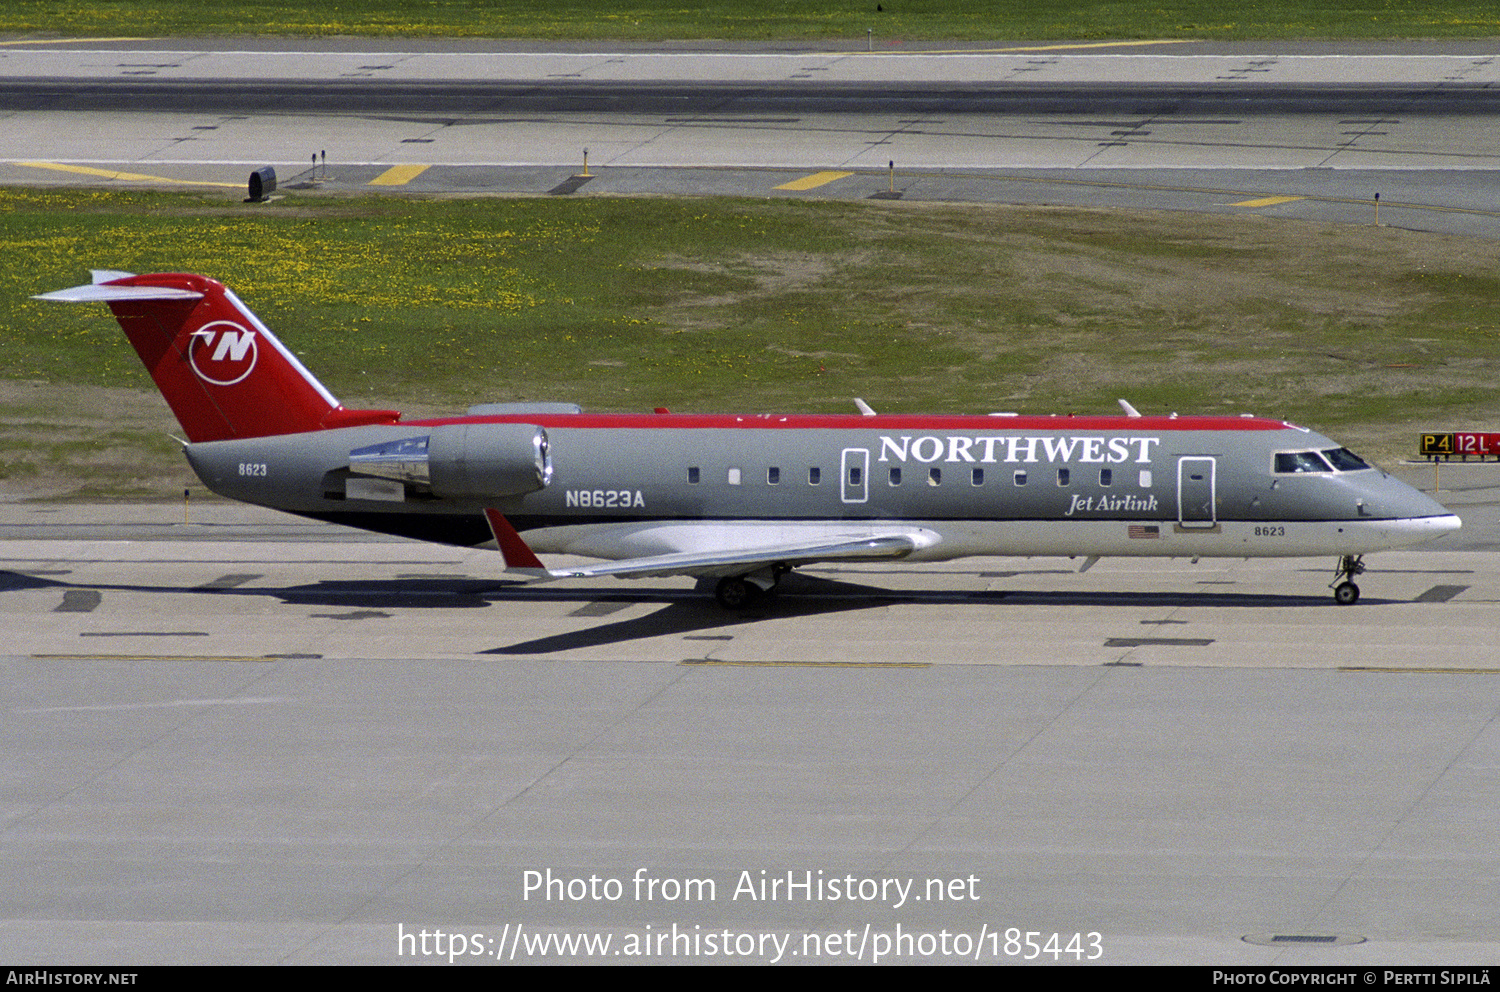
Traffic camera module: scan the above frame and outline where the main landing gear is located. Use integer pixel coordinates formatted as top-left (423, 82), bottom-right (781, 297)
top-left (713, 566), bottom-right (787, 609)
top-left (1330, 554), bottom-right (1365, 605)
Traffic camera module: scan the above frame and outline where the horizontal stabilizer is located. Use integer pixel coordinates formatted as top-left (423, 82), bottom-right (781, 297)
top-left (34, 284), bottom-right (204, 303)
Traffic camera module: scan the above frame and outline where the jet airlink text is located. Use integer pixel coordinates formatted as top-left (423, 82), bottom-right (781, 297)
top-left (878, 434), bottom-right (1161, 466)
top-left (1067, 493), bottom-right (1161, 516)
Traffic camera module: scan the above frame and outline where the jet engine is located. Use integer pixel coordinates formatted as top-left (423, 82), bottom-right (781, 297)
top-left (349, 423), bottom-right (552, 499)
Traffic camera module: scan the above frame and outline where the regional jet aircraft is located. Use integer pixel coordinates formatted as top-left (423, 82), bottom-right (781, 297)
top-left (39, 271), bottom-right (1460, 607)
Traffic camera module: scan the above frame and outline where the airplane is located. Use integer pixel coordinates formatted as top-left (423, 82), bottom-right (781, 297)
top-left (38, 270), bottom-right (1461, 608)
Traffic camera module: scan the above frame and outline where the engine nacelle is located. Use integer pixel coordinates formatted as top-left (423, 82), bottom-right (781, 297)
top-left (429, 422), bottom-right (552, 497)
top-left (349, 423), bottom-right (552, 498)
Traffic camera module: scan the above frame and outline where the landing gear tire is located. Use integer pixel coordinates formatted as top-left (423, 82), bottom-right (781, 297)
top-left (714, 576), bottom-right (759, 610)
top-left (1330, 554), bottom-right (1366, 605)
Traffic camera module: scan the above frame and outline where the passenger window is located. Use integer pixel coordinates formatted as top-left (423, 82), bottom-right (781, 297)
top-left (809, 467), bottom-right (820, 485)
top-left (767, 467), bottom-right (780, 484)
top-left (727, 467), bottom-right (742, 485)
top-left (1057, 468), bottom-right (1070, 486)
top-left (1014, 470), bottom-right (1027, 486)
top-left (687, 466), bottom-right (699, 484)
top-left (1099, 469), bottom-right (1112, 486)
top-left (928, 467), bottom-right (941, 486)
top-left (889, 467), bottom-right (902, 486)
top-left (971, 468), bottom-right (984, 486)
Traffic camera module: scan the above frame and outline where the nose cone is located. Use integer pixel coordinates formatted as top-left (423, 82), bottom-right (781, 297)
top-left (1375, 472), bottom-right (1454, 517)
top-left (1393, 509), bottom-right (1463, 544)
top-left (1361, 472), bottom-right (1461, 546)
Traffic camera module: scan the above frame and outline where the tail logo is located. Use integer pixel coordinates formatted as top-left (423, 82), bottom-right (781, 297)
top-left (188, 321), bottom-right (259, 386)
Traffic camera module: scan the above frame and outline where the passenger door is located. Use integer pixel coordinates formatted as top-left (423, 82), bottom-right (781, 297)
top-left (1177, 457), bottom-right (1216, 528)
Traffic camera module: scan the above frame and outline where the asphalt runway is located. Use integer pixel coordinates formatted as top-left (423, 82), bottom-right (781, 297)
top-left (4, 38), bottom-right (1500, 966)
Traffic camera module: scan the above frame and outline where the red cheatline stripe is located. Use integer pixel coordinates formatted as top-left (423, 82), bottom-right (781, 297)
top-left (403, 413), bottom-right (1290, 432)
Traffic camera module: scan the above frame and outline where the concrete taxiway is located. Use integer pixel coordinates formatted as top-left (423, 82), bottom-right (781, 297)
top-left (4, 39), bottom-right (1500, 965)
top-left (2, 469), bottom-right (1499, 964)
top-left (6, 40), bottom-right (1500, 236)
top-left (1, 465), bottom-right (1498, 667)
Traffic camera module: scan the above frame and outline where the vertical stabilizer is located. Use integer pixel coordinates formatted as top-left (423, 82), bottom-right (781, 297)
top-left (37, 272), bottom-right (398, 442)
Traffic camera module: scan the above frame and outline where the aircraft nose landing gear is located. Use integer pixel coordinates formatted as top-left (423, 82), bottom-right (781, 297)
top-left (1330, 554), bottom-right (1365, 605)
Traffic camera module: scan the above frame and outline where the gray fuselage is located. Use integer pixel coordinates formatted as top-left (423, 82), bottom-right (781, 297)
top-left (183, 411), bottom-right (1457, 563)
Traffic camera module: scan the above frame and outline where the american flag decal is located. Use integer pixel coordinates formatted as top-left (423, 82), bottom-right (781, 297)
top-left (1129, 525), bottom-right (1160, 539)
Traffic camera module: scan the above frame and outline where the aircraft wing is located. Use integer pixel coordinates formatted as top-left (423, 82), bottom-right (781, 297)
top-left (483, 509), bottom-right (934, 581)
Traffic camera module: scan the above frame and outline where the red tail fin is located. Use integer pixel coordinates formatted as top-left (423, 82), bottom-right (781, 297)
top-left (37, 271), bottom-right (398, 442)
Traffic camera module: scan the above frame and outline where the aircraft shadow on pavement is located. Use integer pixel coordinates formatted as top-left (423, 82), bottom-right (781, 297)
top-left (4, 569), bottom-right (1344, 656)
top-left (480, 593), bottom-right (863, 655)
top-left (0, 570), bottom-right (72, 593)
top-left (5, 568), bottom-right (1346, 612)
top-left (487, 576), bottom-right (1336, 655)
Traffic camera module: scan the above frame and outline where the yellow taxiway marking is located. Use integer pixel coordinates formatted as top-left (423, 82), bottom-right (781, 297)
top-left (1341, 666), bottom-right (1500, 675)
top-left (681, 659), bottom-right (931, 668)
top-left (832, 39), bottom-right (1201, 56)
top-left (34, 654), bottom-right (274, 662)
top-left (0, 37), bottom-right (151, 45)
top-left (775, 170), bottom-right (853, 191)
top-left (979, 39), bottom-right (1201, 53)
top-left (1231, 195), bottom-right (1307, 208)
top-left (16, 161), bottom-right (242, 187)
top-left (369, 163), bottom-right (431, 186)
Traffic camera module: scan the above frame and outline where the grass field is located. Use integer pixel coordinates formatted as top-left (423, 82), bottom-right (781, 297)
top-left (3, 187), bottom-right (1499, 497)
top-left (2, 1), bottom-right (1499, 42)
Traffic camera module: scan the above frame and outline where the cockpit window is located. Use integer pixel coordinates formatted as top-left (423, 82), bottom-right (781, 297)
top-left (1274, 450), bottom-right (1334, 474)
top-left (1322, 447), bottom-right (1371, 471)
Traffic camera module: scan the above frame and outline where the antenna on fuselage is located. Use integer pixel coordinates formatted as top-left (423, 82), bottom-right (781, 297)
top-left (1118, 398), bottom-right (1142, 418)
top-left (854, 398), bottom-right (877, 416)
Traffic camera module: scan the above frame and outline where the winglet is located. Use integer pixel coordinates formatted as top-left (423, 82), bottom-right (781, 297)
top-left (483, 509), bottom-right (552, 577)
